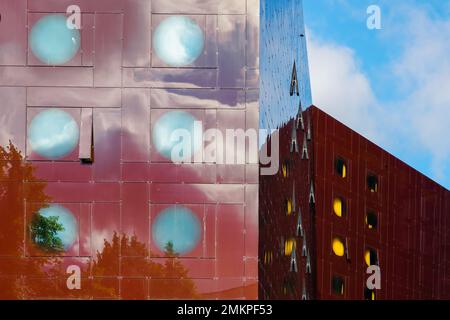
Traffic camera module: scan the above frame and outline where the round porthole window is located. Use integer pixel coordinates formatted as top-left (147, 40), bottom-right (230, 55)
top-left (28, 109), bottom-right (79, 160)
top-left (31, 204), bottom-right (78, 252)
top-left (152, 111), bottom-right (202, 161)
top-left (153, 16), bottom-right (204, 67)
top-left (29, 14), bottom-right (81, 65)
top-left (152, 206), bottom-right (201, 255)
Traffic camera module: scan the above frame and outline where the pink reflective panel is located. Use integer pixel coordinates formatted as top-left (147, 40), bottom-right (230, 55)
top-left (0, 0), bottom-right (259, 299)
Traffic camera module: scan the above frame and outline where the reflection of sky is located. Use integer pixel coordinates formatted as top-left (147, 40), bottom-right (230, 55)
top-left (29, 14), bottom-right (80, 65)
top-left (152, 206), bottom-right (201, 255)
top-left (38, 204), bottom-right (78, 251)
top-left (152, 110), bottom-right (202, 161)
top-left (260, 0), bottom-right (312, 135)
top-left (28, 109), bottom-right (79, 159)
top-left (153, 16), bottom-right (204, 67)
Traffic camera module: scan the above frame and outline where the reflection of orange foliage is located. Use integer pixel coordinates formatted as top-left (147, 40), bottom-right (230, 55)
top-left (91, 232), bottom-right (199, 299)
top-left (0, 142), bottom-right (55, 299)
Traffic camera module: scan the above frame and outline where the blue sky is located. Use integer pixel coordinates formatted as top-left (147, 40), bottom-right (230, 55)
top-left (303, 0), bottom-right (450, 190)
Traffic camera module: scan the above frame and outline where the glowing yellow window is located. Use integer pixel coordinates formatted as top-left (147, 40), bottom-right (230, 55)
top-left (332, 237), bottom-right (345, 257)
top-left (333, 197), bottom-right (345, 217)
top-left (264, 251), bottom-right (273, 265)
top-left (284, 238), bottom-right (296, 256)
top-left (364, 248), bottom-right (378, 267)
top-left (335, 158), bottom-right (347, 178)
top-left (282, 161), bottom-right (289, 178)
top-left (286, 199), bottom-right (293, 216)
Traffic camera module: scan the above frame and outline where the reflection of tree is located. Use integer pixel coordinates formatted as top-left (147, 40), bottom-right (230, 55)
top-left (0, 142), bottom-right (58, 299)
top-left (30, 214), bottom-right (65, 253)
top-left (92, 232), bottom-right (199, 299)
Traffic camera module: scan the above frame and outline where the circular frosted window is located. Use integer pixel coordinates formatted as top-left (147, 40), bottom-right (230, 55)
top-left (32, 204), bottom-right (78, 251)
top-left (152, 206), bottom-right (201, 255)
top-left (153, 16), bottom-right (204, 67)
top-left (28, 109), bottom-right (79, 159)
top-left (152, 111), bottom-right (202, 161)
top-left (29, 14), bottom-right (81, 65)
top-left (332, 237), bottom-right (345, 257)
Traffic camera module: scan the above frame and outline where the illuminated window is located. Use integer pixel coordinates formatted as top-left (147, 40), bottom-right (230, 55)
top-left (366, 210), bottom-right (378, 230)
top-left (335, 158), bottom-right (347, 178)
top-left (264, 251), bottom-right (273, 265)
top-left (281, 160), bottom-right (291, 178)
top-left (364, 287), bottom-right (376, 300)
top-left (332, 275), bottom-right (344, 296)
top-left (367, 174), bottom-right (379, 193)
top-left (286, 199), bottom-right (293, 216)
top-left (364, 248), bottom-right (379, 267)
top-left (333, 197), bottom-right (346, 217)
top-left (153, 16), bottom-right (205, 67)
top-left (30, 14), bottom-right (81, 65)
top-left (332, 237), bottom-right (345, 257)
top-left (284, 238), bottom-right (296, 256)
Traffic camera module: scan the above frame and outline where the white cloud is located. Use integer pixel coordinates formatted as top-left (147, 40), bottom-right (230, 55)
top-left (306, 30), bottom-right (383, 145)
top-left (306, 7), bottom-right (450, 186)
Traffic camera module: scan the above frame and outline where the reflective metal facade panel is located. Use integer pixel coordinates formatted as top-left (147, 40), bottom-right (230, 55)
top-left (260, 0), bottom-right (312, 133)
top-left (259, 105), bottom-right (450, 300)
top-left (0, 0), bottom-right (259, 299)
